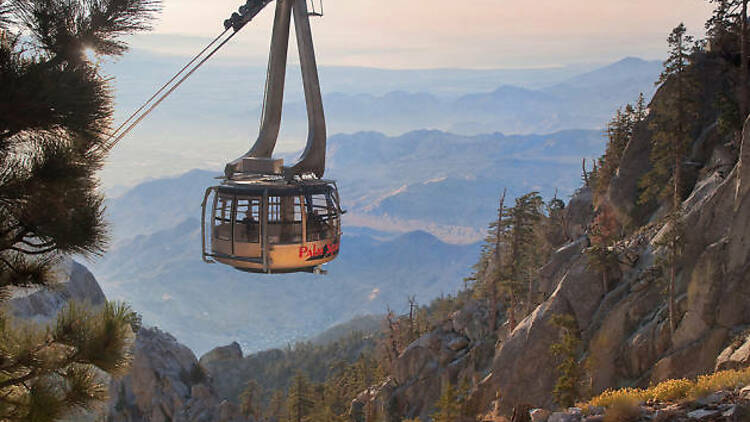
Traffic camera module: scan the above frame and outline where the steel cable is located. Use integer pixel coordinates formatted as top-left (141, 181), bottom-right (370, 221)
top-left (103, 28), bottom-right (233, 150)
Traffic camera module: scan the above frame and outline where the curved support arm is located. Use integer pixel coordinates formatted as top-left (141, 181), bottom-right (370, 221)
top-left (286, 0), bottom-right (327, 178)
top-left (226, 0), bottom-right (327, 179)
top-left (227, 0), bottom-right (292, 175)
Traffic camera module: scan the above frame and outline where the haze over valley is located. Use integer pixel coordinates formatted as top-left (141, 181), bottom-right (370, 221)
top-left (100, 55), bottom-right (660, 191)
top-left (93, 56), bottom-right (648, 353)
top-left (13, 1), bottom-right (750, 421)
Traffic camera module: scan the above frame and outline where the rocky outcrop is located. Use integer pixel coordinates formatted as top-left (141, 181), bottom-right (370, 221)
top-left (476, 118), bottom-right (750, 413)
top-left (351, 300), bottom-right (495, 421)
top-left (480, 256), bottom-right (605, 413)
top-left (107, 327), bottom-right (245, 422)
top-left (198, 342), bottom-right (247, 404)
top-left (716, 333), bottom-right (750, 372)
top-left (563, 187), bottom-right (594, 241)
top-left (605, 120), bottom-right (654, 225)
top-left (503, 384), bottom-right (750, 422)
top-left (6, 258), bottom-right (106, 322)
top-left (4, 259), bottom-right (244, 422)
top-left (363, 110), bottom-right (750, 419)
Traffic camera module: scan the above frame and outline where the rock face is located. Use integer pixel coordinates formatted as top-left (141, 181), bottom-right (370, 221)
top-left (107, 327), bottom-right (245, 422)
top-left (515, 384), bottom-right (750, 422)
top-left (6, 258), bottom-right (106, 322)
top-left (605, 120), bottom-right (654, 225)
top-left (563, 187), bottom-right (594, 241)
top-left (478, 116), bottom-right (750, 413)
top-left (4, 259), bottom-right (243, 422)
top-left (716, 333), bottom-right (750, 372)
top-left (360, 111), bottom-right (750, 419)
top-left (351, 299), bottom-right (496, 421)
top-left (198, 342), bottom-right (248, 404)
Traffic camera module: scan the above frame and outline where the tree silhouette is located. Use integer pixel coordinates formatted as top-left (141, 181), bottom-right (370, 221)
top-left (287, 372), bottom-right (315, 422)
top-left (0, 0), bottom-right (159, 419)
top-left (639, 23), bottom-right (702, 334)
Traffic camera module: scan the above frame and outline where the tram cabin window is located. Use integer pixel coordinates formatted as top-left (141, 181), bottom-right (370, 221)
top-left (214, 194), bottom-right (233, 241)
top-left (267, 195), bottom-right (303, 244)
top-left (306, 192), bottom-right (336, 241)
top-left (234, 197), bottom-right (261, 243)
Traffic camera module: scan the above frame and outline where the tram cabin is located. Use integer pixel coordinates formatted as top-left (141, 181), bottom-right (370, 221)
top-left (202, 179), bottom-right (342, 273)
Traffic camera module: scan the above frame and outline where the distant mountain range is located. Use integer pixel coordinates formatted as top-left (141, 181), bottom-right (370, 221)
top-left (94, 56), bottom-right (652, 354)
top-left (106, 129), bottom-right (604, 244)
top-left (93, 222), bottom-right (480, 355)
top-left (101, 57), bottom-right (659, 188)
top-left (96, 127), bottom-right (604, 354)
top-left (287, 57), bottom-right (661, 136)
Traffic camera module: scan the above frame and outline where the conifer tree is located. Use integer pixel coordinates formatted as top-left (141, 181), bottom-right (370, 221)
top-left (587, 204), bottom-right (620, 293)
top-left (640, 24), bottom-right (700, 206)
top-left (432, 381), bottom-right (462, 422)
top-left (549, 314), bottom-right (583, 408)
top-left (741, 0), bottom-right (748, 120)
top-left (595, 94), bottom-right (648, 199)
top-left (500, 192), bottom-right (545, 330)
top-left (0, 0), bottom-right (159, 419)
top-left (640, 24), bottom-right (701, 334)
top-left (266, 389), bottom-right (287, 422)
top-left (471, 191), bottom-right (553, 333)
top-left (706, 0), bottom-right (748, 131)
top-left (707, 1), bottom-right (749, 118)
top-left (707, 0), bottom-right (736, 41)
top-left (240, 380), bottom-right (262, 420)
top-left (287, 372), bottom-right (315, 422)
top-left (472, 189), bottom-right (507, 335)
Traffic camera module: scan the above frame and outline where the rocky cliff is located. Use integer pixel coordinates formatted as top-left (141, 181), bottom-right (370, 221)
top-left (106, 327), bottom-right (245, 422)
top-left (6, 258), bottom-right (106, 322)
top-left (353, 81), bottom-right (750, 420)
top-left (4, 259), bottom-right (245, 422)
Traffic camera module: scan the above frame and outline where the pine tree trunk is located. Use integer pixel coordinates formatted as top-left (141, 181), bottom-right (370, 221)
top-left (489, 283), bottom-right (498, 333)
top-left (491, 189), bottom-right (506, 335)
top-left (742, 0), bottom-right (749, 121)
top-left (602, 271), bottom-right (608, 294)
top-left (669, 240), bottom-right (677, 335)
top-left (509, 290), bottom-right (517, 332)
top-left (527, 274), bottom-right (533, 314)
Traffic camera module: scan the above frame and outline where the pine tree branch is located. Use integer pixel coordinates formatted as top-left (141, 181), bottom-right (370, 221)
top-left (0, 369), bottom-right (38, 390)
top-left (9, 246), bottom-right (55, 255)
top-left (20, 238), bottom-right (54, 248)
top-left (0, 223), bottom-right (23, 238)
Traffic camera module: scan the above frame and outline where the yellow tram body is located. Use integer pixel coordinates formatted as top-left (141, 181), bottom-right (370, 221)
top-left (202, 179), bottom-right (342, 273)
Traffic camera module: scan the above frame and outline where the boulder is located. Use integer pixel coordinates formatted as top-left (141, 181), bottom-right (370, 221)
top-left (686, 408), bottom-right (719, 419)
top-left (451, 300), bottom-right (489, 342)
top-left (530, 408), bottom-right (550, 422)
top-left (538, 238), bottom-right (587, 296)
top-left (716, 334), bottom-right (750, 371)
top-left (478, 253), bottom-right (605, 414)
top-left (106, 327), bottom-right (240, 422)
top-left (200, 342), bottom-right (243, 366)
top-left (564, 187), bottom-right (594, 241)
top-left (722, 404), bottom-right (749, 421)
top-left (605, 121), bottom-right (654, 226)
top-left (695, 390), bottom-right (729, 406)
top-left (6, 259), bottom-right (106, 323)
top-left (448, 336), bottom-right (470, 351)
top-left (547, 411), bottom-right (580, 422)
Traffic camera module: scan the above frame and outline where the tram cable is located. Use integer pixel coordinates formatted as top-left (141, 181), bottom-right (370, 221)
top-left (104, 28), bottom-right (239, 151)
top-left (102, 0), bottom-right (341, 274)
top-left (105, 28), bottom-right (232, 148)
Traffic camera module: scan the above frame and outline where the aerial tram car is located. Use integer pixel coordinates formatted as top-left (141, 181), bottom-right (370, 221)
top-left (108, 0), bottom-right (342, 274)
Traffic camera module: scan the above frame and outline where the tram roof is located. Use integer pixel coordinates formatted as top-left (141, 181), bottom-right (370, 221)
top-left (216, 177), bottom-right (337, 196)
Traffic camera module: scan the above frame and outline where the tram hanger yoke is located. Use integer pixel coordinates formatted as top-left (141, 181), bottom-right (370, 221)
top-left (224, 0), bottom-right (327, 180)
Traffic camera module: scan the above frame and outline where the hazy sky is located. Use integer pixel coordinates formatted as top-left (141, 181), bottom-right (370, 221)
top-left (128, 0), bottom-right (715, 69)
